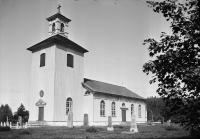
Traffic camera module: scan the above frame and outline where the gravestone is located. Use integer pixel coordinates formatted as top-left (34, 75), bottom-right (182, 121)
top-left (18, 116), bottom-right (23, 127)
top-left (10, 122), bottom-right (12, 128)
top-left (16, 122), bottom-right (19, 129)
top-left (6, 116), bottom-right (9, 126)
top-left (6, 122), bottom-right (9, 127)
top-left (4, 122), bottom-right (6, 127)
top-left (107, 116), bottom-right (114, 131)
top-left (0, 122), bottom-right (2, 126)
top-left (83, 114), bottom-right (88, 127)
top-left (67, 109), bottom-right (73, 128)
top-left (130, 112), bottom-right (138, 132)
top-left (25, 122), bottom-right (27, 129)
top-left (167, 119), bottom-right (171, 126)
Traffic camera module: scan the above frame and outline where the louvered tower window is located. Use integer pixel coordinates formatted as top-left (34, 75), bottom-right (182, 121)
top-left (40, 53), bottom-right (45, 67)
top-left (67, 54), bottom-right (73, 68)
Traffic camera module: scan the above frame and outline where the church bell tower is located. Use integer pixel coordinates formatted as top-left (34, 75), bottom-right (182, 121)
top-left (27, 5), bottom-right (88, 125)
top-left (47, 5), bottom-right (71, 37)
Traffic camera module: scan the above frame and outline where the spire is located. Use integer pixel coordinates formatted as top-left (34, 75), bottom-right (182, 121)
top-left (57, 4), bottom-right (61, 13)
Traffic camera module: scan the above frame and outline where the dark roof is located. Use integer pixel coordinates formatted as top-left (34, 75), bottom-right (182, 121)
top-left (82, 78), bottom-right (145, 100)
top-left (46, 12), bottom-right (71, 23)
top-left (27, 34), bottom-right (88, 53)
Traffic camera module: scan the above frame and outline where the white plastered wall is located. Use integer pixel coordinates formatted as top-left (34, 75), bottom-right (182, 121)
top-left (83, 88), bottom-right (94, 125)
top-left (92, 93), bottom-right (147, 124)
top-left (29, 45), bottom-right (56, 122)
top-left (53, 44), bottom-right (85, 123)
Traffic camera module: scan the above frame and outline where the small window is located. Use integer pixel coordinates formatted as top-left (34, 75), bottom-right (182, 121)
top-left (100, 100), bottom-right (105, 116)
top-left (111, 102), bottom-right (116, 117)
top-left (85, 91), bottom-right (90, 95)
top-left (131, 104), bottom-right (134, 116)
top-left (66, 97), bottom-right (73, 115)
top-left (138, 105), bottom-right (141, 118)
top-left (52, 23), bottom-right (55, 32)
top-left (67, 54), bottom-right (73, 68)
top-left (40, 53), bottom-right (45, 67)
top-left (122, 103), bottom-right (125, 107)
top-left (61, 23), bottom-right (64, 32)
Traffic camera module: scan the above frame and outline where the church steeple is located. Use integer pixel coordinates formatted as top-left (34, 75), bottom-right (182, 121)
top-left (46, 5), bottom-right (71, 37)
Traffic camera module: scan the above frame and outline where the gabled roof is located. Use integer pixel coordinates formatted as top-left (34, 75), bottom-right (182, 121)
top-left (46, 12), bottom-right (71, 23)
top-left (82, 78), bottom-right (145, 100)
top-left (27, 34), bottom-right (88, 53)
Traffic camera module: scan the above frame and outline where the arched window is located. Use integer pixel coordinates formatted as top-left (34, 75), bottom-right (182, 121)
top-left (131, 104), bottom-right (134, 116)
top-left (61, 23), bottom-right (64, 32)
top-left (100, 100), bottom-right (105, 116)
top-left (66, 97), bottom-right (73, 115)
top-left (40, 53), bottom-right (45, 67)
top-left (138, 105), bottom-right (141, 118)
top-left (67, 54), bottom-right (74, 68)
top-left (122, 103), bottom-right (125, 107)
top-left (111, 102), bottom-right (116, 117)
top-left (52, 23), bottom-right (55, 32)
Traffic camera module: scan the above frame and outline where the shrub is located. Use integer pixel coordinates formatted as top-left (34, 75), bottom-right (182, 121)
top-left (86, 126), bottom-right (98, 133)
top-left (113, 125), bottom-right (124, 129)
top-left (163, 123), bottom-right (178, 131)
top-left (0, 126), bottom-right (10, 132)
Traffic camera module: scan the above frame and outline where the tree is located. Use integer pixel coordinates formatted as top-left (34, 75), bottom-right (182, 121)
top-left (146, 96), bottom-right (170, 122)
top-left (143, 0), bottom-right (199, 137)
top-left (0, 104), bottom-right (13, 122)
top-left (13, 103), bottom-right (29, 123)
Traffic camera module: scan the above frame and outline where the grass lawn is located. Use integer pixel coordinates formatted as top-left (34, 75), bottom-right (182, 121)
top-left (0, 123), bottom-right (191, 139)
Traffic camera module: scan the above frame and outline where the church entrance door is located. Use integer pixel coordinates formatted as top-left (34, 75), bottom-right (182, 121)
top-left (122, 110), bottom-right (126, 122)
top-left (38, 107), bottom-right (44, 121)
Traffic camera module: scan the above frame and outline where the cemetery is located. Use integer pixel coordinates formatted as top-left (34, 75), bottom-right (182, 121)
top-left (0, 122), bottom-right (190, 138)
top-left (0, 112), bottom-right (191, 138)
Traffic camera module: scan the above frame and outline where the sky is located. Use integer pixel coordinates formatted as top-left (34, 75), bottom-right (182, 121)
top-left (0, 0), bottom-right (172, 112)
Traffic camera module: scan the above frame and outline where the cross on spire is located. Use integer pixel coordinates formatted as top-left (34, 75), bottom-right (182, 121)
top-left (57, 4), bottom-right (61, 13)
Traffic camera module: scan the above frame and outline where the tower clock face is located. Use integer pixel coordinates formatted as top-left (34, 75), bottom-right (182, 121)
top-left (39, 90), bottom-right (44, 97)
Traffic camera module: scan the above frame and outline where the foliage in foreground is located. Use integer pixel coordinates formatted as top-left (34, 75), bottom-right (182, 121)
top-left (86, 126), bottom-right (98, 133)
top-left (143, 0), bottom-right (200, 137)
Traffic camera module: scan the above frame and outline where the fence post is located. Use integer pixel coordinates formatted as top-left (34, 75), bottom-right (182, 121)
top-left (17, 122), bottom-right (19, 129)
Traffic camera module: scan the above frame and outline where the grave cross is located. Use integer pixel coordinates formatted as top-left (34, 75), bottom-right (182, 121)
top-left (57, 4), bottom-right (61, 13)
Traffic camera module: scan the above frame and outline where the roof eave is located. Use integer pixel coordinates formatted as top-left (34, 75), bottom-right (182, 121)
top-left (46, 13), bottom-right (71, 23)
top-left (27, 35), bottom-right (89, 53)
top-left (94, 91), bottom-right (146, 101)
top-left (82, 83), bottom-right (96, 93)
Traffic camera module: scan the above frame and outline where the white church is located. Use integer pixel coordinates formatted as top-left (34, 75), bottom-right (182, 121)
top-left (27, 6), bottom-right (147, 126)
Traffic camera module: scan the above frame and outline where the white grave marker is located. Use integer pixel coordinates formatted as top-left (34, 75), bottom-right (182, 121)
top-left (130, 111), bottom-right (138, 132)
top-left (107, 116), bottom-right (114, 131)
